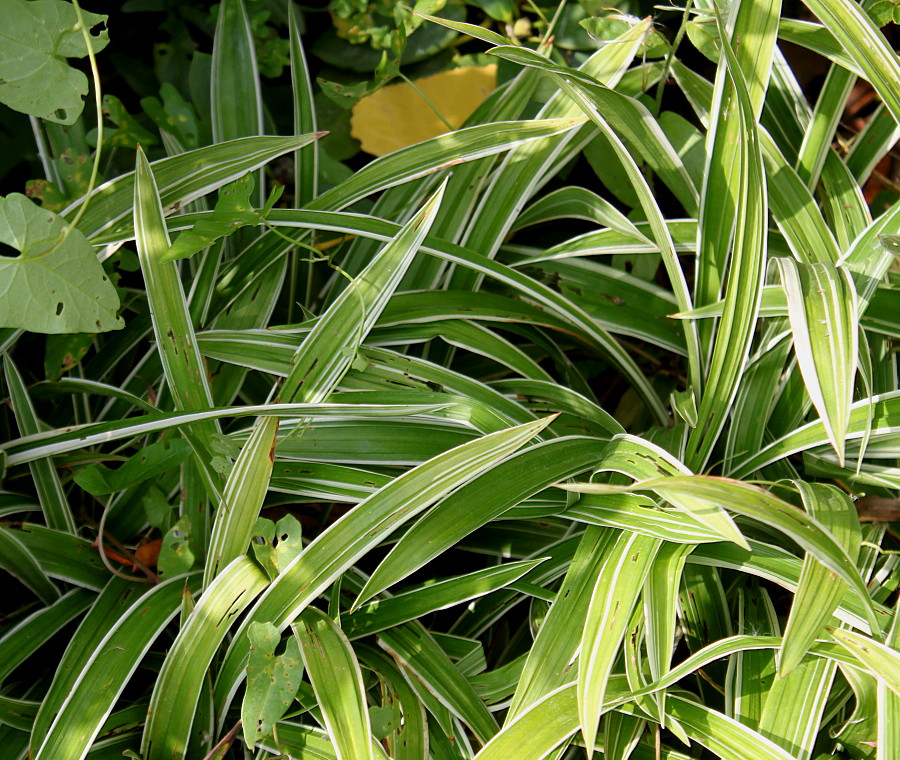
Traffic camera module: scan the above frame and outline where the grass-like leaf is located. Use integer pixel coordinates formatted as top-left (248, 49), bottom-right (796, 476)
top-left (776, 258), bottom-right (859, 465)
top-left (295, 607), bottom-right (374, 760)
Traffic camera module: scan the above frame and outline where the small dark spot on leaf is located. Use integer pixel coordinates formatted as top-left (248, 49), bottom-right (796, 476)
top-left (55, 302), bottom-right (64, 316)
top-left (55, 108), bottom-right (67, 120)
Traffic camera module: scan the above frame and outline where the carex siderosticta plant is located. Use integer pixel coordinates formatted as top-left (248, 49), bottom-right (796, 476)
top-left (0, 0), bottom-right (899, 758)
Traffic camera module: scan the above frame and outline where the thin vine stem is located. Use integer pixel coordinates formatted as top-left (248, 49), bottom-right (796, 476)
top-left (44, 0), bottom-right (105, 255)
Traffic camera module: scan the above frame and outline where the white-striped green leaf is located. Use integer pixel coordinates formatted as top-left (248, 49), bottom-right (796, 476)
top-left (68, 135), bottom-right (319, 239)
top-left (758, 656), bottom-right (836, 760)
top-left (685, 5), bottom-right (768, 470)
top-left (212, 0), bottom-right (263, 145)
top-left (3, 356), bottom-right (75, 532)
top-left (309, 119), bottom-right (585, 213)
top-left (289, 2), bottom-right (317, 207)
top-left (346, 559), bottom-right (545, 639)
top-left (282, 179), bottom-right (447, 404)
top-left (509, 526), bottom-right (616, 718)
top-left (354, 436), bottom-right (607, 607)
top-left (34, 574), bottom-right (202, 760)
top-left (0, 523), bottom-right (59, 604)
top-left (578, 532), bottom-right (661, 751)
top-left (213, 416), bottom-right (553, 716)
top-left (561, 475), bottom-right (879, 633)
top-left (474, 683), bottom-right (580, 760)
top-left (204, 414), bottom-right (278, 586)
top-left (829, 628), bottom-right (900, 697)
top-left (779, 482), bottom-right (859, 676)
top-left (775, 258), bottom-right (859, 466)
top-left (731, 390), bottom-right (900, 478)
top-left (295, 607), bottom-right (374, 760)
top-left (2, 401), bottom-right (448, 466)
top-left (379, 622), bottom-right (498, 744)
top-left (142, 557), bottom-right (268, 760)
top-left (0, 589), bottom-right (91, 684)
top-left (800, 0), bottom-right (900, 126)
top-left (30, 576), bottom-right (143, 754)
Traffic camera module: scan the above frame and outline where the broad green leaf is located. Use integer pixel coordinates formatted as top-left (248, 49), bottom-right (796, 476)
top-left (213, 416), bottom-right (553, 717)
top-left (579, 532), bottom-right (661, 751)
top-left (33, 574), bottom-right (202, 760)
top-left (251, 514), bottom-right (303, 580)
top-left (242, 622), bottom-right (304, 748)
top-left (295, 606), bottom-right (374, 760)
top-left (157, 516), bottom-right (195, 578)
top-left (162, 174), bottom-right (281, 261)
top-left (142, 557), bottom-right (268, 760)
top-left (775, 258), bottom-right (858, 465)
top-left (0, 0), bottom-right (109, 124)
top-left (0, 194), bottom-right (123, 333)
top-left (581, 15), bottom-right (670, 57)
top-left (73, 438), bottom-right (190, 494)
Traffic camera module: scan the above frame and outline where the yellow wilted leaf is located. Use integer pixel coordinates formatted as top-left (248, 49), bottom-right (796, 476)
top-left (351, 65), bottom-right (497, 156)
